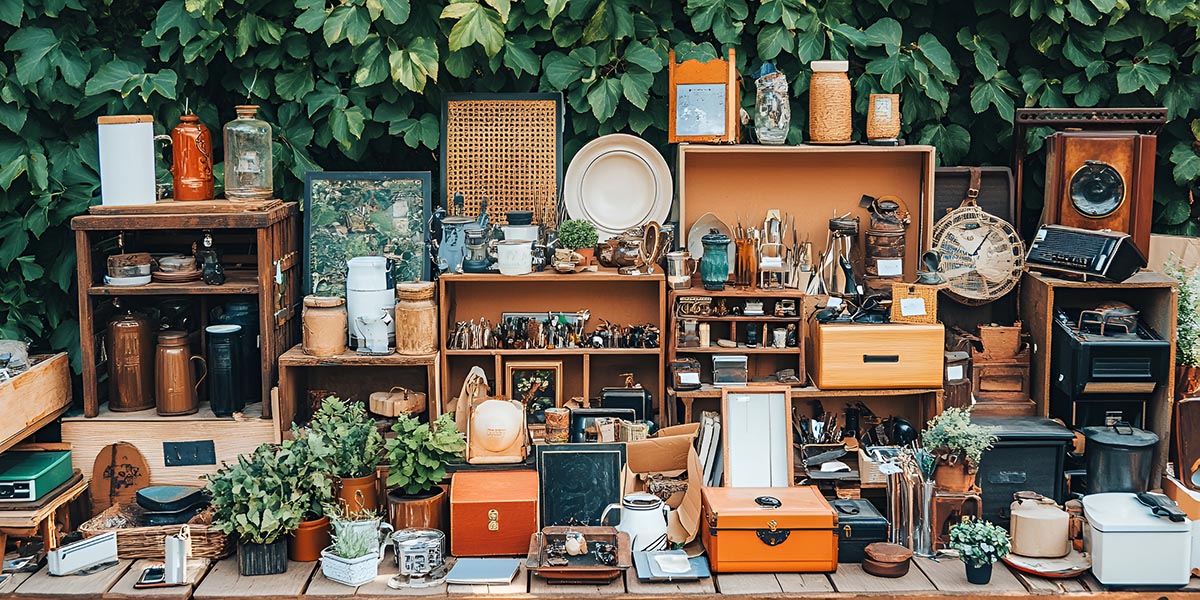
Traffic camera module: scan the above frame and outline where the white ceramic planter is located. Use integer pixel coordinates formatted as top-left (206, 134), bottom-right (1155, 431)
top-left (320, 547), bottom-right (379, 587)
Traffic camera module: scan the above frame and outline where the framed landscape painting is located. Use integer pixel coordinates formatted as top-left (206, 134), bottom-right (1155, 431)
top-left (505, 360), bottom-right (563, 424)
top-left (303, 171), bottom-right (431, 297)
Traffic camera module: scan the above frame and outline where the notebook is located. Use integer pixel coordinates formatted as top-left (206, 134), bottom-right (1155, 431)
top-left (445, 558), bottom-right (522, 585)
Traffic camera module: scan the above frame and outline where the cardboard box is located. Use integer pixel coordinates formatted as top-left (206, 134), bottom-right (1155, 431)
top-left (1150, 233), bottom-right (1200, 274)
top-left (623, 423), bottom-right (702, 545)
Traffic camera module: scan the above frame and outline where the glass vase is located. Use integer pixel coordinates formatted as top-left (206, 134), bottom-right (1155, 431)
top-left (223, 105), bottom-right (273, 201)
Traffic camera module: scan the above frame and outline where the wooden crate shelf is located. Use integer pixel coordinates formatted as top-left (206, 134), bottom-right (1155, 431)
top-left (71, 203), bottom-right (301, 423)
top-left (668, 385), bottom-right (942, 425)
top-left (0, 353), bottom-right (70, 455)
top-left (438, 270), bottom-right (666, 423)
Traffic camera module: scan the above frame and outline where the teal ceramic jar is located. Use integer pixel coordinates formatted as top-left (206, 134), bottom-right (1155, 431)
top-left (700, 231), bottom-right (731, 291)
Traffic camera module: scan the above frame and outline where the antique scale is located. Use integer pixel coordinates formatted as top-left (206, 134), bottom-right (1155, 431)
top-left (932, 174), bottom-right (1026, 305)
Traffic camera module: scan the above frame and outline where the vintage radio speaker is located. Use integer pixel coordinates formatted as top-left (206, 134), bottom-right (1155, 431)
top-left (1040, 131), bottom-right (1155, 254)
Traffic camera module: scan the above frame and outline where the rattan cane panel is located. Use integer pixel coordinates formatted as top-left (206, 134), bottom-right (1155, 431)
top-left (444, 99), bottom-right (559, 225)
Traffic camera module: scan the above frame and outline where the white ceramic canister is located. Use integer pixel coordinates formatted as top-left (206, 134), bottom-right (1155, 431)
top-left (98, 115), bottom-right (157, 206)
top-left (496, 240), bottom-right (533, 276)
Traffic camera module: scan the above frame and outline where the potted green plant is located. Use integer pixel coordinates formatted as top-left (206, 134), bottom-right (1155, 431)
top-left (949, 517), bottom-right (1011, 585)
top-left (321, 514), bottom-right (384, 587)
top-left (206, 443), bottom-right (303, 576)
top-left (279, 427), bottom-right (336, 562)
top-left (1167, 259), bottom-right (1200, 398)
top-left (309, 397), bottom-right (385, 513)
top-left (558, 219), bottom-right (599, 263)
top-left (921, 407), bottom-right (997, 493)
top-left (384, 413), bottom-right (466, 531)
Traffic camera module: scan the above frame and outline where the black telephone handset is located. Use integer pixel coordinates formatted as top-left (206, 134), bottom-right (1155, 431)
top-left (1137, 492), bottom-right (1187, 522)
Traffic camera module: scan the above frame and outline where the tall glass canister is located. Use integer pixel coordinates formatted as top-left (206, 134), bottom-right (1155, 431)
top-left (223, 105), bottom-right (273, 201)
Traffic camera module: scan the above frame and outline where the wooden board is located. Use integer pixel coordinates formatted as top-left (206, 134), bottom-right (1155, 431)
top-left (354, 572), bottom-right (449, 597)
top-left (528, 574), bottom-right (624, 596)
top-left (1009, 569), bottom-right (1091, 595)
top-left (62, 403), bottom-right (276, 487)
top-left (90, 443), bottom-right (151, 514)
top-left (192, 559), bottom-right (315, 599)
top-left (103, 558), bottom-right (211, 600)
top-left (913, 557), bottom-right (1025, 593)
top-left (0, 354), bottom-right (71, 455)
top-left (87, 199), bottom-right (282, 215)
top-left (626, 571), bottom-right (717, 595)
top-left (301, 568), bottom-right (360, 599)
top-left (714, 574), bottom-right (783, 595)
top-left (829, 562), bottom-right (935, 593)
top-left (0, 570), bottom-right (34, 598)
top-left (14, 560), bottom-right (132, 597)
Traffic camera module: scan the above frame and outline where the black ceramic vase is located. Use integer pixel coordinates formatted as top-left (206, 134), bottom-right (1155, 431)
top-left (238, 539), bottom-right (288, 576)
top-left (206, 324), bottom-right (245, 417)
top-left (965, 561), bottom-right (992, 585)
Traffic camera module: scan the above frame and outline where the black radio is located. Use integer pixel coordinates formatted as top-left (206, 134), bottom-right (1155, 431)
top-left (1026, 225), bottom-right (1146, 282)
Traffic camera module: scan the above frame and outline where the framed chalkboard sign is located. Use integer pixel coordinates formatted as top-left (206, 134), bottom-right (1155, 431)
top-left (536, 443), bottom-right (626, 527)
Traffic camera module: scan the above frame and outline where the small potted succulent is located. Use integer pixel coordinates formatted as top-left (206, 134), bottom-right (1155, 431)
top-left (558, 219), bottom-right (599, 263)
top-left (321, 514), bottom-right (384, 587)
top-left (309, 397), bottom-right (385, 513)
top-left (921, 407), bottom-right (997, 493)
top-left (949, 517), bottom-right (1011, 585)
top-left (384, 413), bottom-right (466, 531)
top-left (280, 427), bottom-right (336, 562)
top-left (1167, 259), bottom-right (1200, 398)
top-left (207, 443), bottom-right (303, 576)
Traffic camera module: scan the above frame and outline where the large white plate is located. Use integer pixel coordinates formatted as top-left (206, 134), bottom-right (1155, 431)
top-left (564, 134), bottom-right (672, 238)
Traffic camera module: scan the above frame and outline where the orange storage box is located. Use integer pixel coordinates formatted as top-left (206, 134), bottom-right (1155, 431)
top-left (450, 470), bottom-right (539, 557)
top-left (701, 486), bottom-right (838, 573)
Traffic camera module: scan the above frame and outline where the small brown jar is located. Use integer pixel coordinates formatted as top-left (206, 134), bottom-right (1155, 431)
top-left (394, 282), bottom-right (437, 355)
top-left (302, 296), bottom-right (347, 356)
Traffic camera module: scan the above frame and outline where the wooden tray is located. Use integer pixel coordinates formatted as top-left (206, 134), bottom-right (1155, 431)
top-left (525, 526), bottom-right (630, 584)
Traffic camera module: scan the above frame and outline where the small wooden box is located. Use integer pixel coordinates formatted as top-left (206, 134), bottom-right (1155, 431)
top-left (932, 491), bottom-right (981, 551)
top-left (808, 323), bottom-right (944, 390)
top-left (450, 470), bottom-right (539, 557)
top-left (701, 486), bottom-right (837, 573)
top-left (0, 353), bottom-right (71, 454)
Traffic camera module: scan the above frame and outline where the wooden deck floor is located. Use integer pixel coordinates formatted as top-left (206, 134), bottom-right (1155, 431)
top-left (3, 554), bottom-right (1198, 600)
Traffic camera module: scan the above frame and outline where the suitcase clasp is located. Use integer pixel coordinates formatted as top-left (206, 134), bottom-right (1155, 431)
top-left (488, 509), bottom-right (499, 531)
top-left (843, 524), bottom-right (852, 537)
top-left (756, 521), bottom-right (790, 547)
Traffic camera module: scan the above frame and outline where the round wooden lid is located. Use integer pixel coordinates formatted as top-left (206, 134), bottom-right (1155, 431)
top-left (865, 542), bottom-right (913, 563)
top-left (304, 295), bottom-right (345, 308)
top-left (395, 281), bottom-right (435, 301)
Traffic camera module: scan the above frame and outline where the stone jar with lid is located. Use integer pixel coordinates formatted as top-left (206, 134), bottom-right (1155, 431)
top-left (808, 60), bottom-right (852, 143)
top-left (394, 282), bottom-right (437, 355)
top-left (303, 296), bottom-right (347, 356)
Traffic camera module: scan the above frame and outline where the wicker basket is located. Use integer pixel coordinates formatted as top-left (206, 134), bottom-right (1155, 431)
top-left (890, 283), bottom-right (939, 324)
top-left (78, 503), bottom-right (234, 559)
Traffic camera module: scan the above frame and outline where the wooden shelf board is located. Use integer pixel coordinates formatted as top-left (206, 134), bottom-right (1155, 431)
top-left (671, 287), bottom-right (806, 298)
top-left (441, 270), bottom-right (664, 282)
top-left (669, 385), bottom-right (943, 399)
top-left (1025, 269), bottom-right (1176, 289)
top-left (676, 346), bottom-right (799, 354)
top-left (445, 348), bottom-right (661, 356)
top-left (71, 202), bottom-right (297, 230)
top-left (279, 345), bottom-right (437, 367)
top-left (63, 401), bottom-right (265, 423)
top-left (87, 271), bottom-right (259, 296)
top-left (679, 143), bottom-right (937, 155)
top-left (676, 315), bottom-right (802, 322)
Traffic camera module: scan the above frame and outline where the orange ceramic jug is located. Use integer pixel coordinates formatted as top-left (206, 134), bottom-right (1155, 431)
top-left (170, 115), bottom-right (214, 201)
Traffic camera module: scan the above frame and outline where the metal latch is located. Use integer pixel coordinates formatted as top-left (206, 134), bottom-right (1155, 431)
top-left (488, 509), bottom-right (499, 531)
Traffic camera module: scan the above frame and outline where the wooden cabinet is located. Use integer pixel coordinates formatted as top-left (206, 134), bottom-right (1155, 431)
top-left (438, 271), bottom-right (666, 423)
top-left (70, 202), bottom-right (300, 422)
top-left (0, 353), bottom-right (70, 454)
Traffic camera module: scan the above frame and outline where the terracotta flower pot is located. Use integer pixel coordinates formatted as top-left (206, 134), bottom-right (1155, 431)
top-left (1178, 365), bottom-right (1200, 400)
top-left (575, 247), bottom-right (596, 265)
top-left (288, 515), bottom-right (331, 562)
top-left (933, 457), bottom-right (977, 493)
top-left (336, 474), bottom-right (379, 514)
top-left (387, 487), bottom-right (447, 533)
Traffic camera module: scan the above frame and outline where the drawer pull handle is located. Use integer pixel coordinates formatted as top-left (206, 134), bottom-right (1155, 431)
top-left (863, 355), bottom-right (899, 363)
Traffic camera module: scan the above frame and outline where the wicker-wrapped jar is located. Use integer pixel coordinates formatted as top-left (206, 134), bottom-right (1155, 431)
top-left (867, 93), bottom-right (901, 140)
top-left (395, 282), bottom-right (437, 355)
top-left (808, 60), bottom-right (852, 143)
top-left (302, 296), bottom-right (347, 356)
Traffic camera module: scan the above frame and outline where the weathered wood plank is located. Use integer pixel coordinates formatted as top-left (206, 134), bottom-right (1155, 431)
top-left (193, 559), bottom-right (316, 600)
top-left (14, 559), bottom-right (132, 597)
top-left (0, 570), bottom-right (35, 598)
top-left (103, 558), bottom-right (211, 600)
top-left (714, 573), bottom-right (783, 595)
top-left (354, 571), bottom-right (448, 597)
top-left (445, 563), bottom-right (527, 596)
top-left (830, 562), bottom-right (935, 593)
top-left (303, 567), bottom-right (360, 599)
top-left (625, 570), bottom-right (716, 595)
top-left (1008, 567), bottom-right (1089, 595)
top-left (914, 557), bottom-right (1024, 593)
top-left (775, 573), bottom-right (835, 593)
top-left (527, 573), bottom-right (624, 596)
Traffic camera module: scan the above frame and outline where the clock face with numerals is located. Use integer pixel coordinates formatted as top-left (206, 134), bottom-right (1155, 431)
top-left (932, 204), bottom-right (1026, 305)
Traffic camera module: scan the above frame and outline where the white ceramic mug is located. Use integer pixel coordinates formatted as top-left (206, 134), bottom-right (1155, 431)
top-left (773, 327), bottom-right (787, 349)
top-left (497, 240), bottom-right (532, 276)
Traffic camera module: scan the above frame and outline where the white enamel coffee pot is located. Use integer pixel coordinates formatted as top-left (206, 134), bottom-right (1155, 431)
top-left (600, 492), bottom-right (669, 551)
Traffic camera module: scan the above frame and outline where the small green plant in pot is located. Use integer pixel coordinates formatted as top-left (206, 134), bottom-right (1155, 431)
top-left (207, 443), bottom-right (304, 576)
top-left (321, 513), bottom-right (385, 587)
top-left (1167, 259), bottom-right (1200, 398)
top-left (308, 397), bottom-right (385, 514)
top-left (558, 219), bottom-right (599, 262)
top-left (921, 407), bottom-right (997, 493)
top-left (384, 413), bottom-right (466, 531)
top-left (949, 517), bottom-right (1011, 585)
top-left (279, 426), bottom-right (337, 562)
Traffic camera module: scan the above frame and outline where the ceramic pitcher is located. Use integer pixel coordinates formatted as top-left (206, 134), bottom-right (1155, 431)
top-left (601, 492), bottom-right (670, 552)
top-left (155, 330), bottom-right (206, 416)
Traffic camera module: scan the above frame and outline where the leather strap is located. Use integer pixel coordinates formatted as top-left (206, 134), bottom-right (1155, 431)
top-left (961, 167), bottom-right (982, 207)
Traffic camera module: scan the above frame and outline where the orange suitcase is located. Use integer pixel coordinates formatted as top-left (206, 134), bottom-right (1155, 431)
top-left (701, 486), bottom-right (838, 573)
top-left (450, 470), bottom-right (539, 557)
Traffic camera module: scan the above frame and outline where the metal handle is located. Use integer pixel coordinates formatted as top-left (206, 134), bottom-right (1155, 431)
top-left (600, 503), bottom-right (620, 526)
top-left (863, 355), bottom-right (900, 363)
top-left (190, 355), bottom-right (207, 391)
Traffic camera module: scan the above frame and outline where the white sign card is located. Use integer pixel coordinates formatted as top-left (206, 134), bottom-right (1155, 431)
top-left (675, 84), bottom-right (727, 137)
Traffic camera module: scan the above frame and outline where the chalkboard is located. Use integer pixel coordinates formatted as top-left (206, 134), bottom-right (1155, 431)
top-left (536, 443), bottom-right (626, 527)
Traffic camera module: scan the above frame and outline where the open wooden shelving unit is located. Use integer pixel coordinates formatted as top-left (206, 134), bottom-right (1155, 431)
top-left (438, 270), bottom-right (667, 423)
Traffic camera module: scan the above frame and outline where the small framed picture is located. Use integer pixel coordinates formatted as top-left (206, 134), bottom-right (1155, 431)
top-left (505, 361), bottom-right (563, 424)
top-left (668, 48), bottom-right (740, 144)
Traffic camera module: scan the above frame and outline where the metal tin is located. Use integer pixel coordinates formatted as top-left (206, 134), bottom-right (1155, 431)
top-left (107, 311), bottom-right (156, 412)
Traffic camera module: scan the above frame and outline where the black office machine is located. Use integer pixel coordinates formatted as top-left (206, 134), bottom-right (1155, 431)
top-left (1049, 304), bottom-right (1169, 428)
top-left (1026, 224), bottom-right (1146, 282)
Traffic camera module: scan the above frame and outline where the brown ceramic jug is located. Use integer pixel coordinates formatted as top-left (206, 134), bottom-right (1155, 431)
top-left (107, 311), bottom-right (155, 412)
top-left (170, 114), bottom-right (214, 201)
top-left (155, 330), bottom-right (206, 416)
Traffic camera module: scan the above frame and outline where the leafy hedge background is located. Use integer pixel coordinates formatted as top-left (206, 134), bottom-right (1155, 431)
top-left (1, 0), bottom-right (1199, 369)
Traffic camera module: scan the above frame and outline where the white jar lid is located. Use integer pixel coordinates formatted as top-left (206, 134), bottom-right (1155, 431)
top-left (811, 60), bottom-right (849, 73)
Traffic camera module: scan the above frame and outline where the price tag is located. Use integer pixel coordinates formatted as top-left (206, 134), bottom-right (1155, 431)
top-left (900, 297), bottom-right (927, 316)
top-left (827, 297), bottom-right (843, 308)
top-left (947, 365), bottom-right (964, 381)
top-left (878, 462), bottom-right (903, 475)
top-left (679, 372), bottom-right (701, 384)
top-left (877, 258), bottom-right (903, 277)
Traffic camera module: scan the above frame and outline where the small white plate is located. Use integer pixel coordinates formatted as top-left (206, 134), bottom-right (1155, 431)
top-left (564, 134), bottom-right (672, 238)
top-left (104, 274), bottom-right (152, 287)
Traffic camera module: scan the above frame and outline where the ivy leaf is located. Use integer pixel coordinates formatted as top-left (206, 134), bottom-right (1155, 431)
top-left (295, 2), bottom-right (328, 32)
top-left (1170, 144), bottom-right (1200, 187)
top-left (324, 6), bottom-right (369, 46)
top-left (970, 78), bottom-right (1015, 121)
top-left (545, 0), bottom-right (567, 20)
top-left (485, 0), bottom-right (511, 23)
top-left (394, 114), bottom-right (439, 149)
top-left (0, 220), bottom-right (28, 269)
top-left (16, 256), bottom-right (43, 281)
top-left (443, 2), bottom-right (505, 56)
top-left (756, 23), bottom-right (792, 60)
top-left (390, 38), bottom-right (440, 91)
top-left (504, 36), bottom-right (540, 76)
top-left (155, 0), bottom-right (202, 45)
top-left (275, 69), bottom-right (315, 101)
top-left (379, 0), bottom-right (411, 25)
top-left (916, 33), bottom-right (955, 81)
top-left (623, 40), bottom-right (663, 73)
top-left (796, 26), bottom-right (826, 63)
top-left (1116, 60), bottom-right (1170, 94)
top-left (329, 103), bottom-right (367, 148)
top-left (587, 76), bottom-right (622, 121)
top-left (1065, 0), bottom-right (1100, 25)
top-left (1139, 43), bottom-right (1175, 66)
top-left (543, 51), bottom-right (589, 89)
top-left (138, 69), bottom-right (177, 101)
top-left (26, 152), bottom-right (47, 191)
top-left (354, 42), bottom-right (389, 87)
top-left (1158, 199), bottom-right (1191, 225)
top-left (1146, 0), bottom-right (1192, 20)
top-left (84, 59), bottom-right (138, 96)
top-left (0, 105), bottom-right (27, 134)
top-left (863, 18), bottom-right (902, 55)
top-left (5, 27), bottom-right (57, 85)
top-left (686, 0), bottom-right (748, 45)
top-left (866, 54), bottom-right (905, 91)
top-left (1162, 77), bottom-right (1200, 120)
top-left (621, 69), bottom-right (652, 109)
top-left (0, 1), bottom-right (22, 27)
